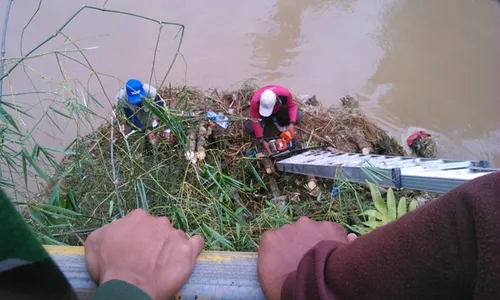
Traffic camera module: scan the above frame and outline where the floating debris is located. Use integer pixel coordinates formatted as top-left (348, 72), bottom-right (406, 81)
top-left (407, 130), bottom-right (438, 158)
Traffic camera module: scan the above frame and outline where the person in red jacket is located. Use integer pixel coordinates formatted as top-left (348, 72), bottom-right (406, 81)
top-left (245, 85), bottom-right (302, 155)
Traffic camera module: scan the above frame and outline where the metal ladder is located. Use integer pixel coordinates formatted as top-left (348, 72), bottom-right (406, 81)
top-left (275, 148), bottom-right (498, 194)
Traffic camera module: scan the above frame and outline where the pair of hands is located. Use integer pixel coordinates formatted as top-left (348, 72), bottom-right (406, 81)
top-left (84, 210), bottom-right (355, 300)
top-left (146, 130), bottom-right (157, 145)
top-left (261, 123), bottom-right (296, 155)
top-left (118, 126), bottom-right (162, 144)
top-left (145, 130), bottom-right (172, 145)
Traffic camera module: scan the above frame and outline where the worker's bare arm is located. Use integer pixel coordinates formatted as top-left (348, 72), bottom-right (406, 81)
top-left (84, 209), bottom-right (204, 300)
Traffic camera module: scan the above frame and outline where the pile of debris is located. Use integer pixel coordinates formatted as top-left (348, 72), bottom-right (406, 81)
top-left (156, 83), bottom-right (406, 158)
top-left (48, 82), bottom-right (416, 249)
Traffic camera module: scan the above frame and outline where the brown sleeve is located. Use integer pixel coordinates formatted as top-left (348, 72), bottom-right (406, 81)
top-left (282, 171), bottom-right (500, 300)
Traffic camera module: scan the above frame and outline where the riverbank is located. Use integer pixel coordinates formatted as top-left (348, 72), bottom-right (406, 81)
top-left (27, 82), bottom-right (431, 250)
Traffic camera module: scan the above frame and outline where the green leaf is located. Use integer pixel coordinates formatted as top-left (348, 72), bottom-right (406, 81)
top-left (49, 186), bottom-right (60, 207)
top-left (45, 224), bottom-right (70, 230)
top-left (49, 106), bottom-right (72, 119)
top-left (0, 178), bottom-right (14, 188)
top-left (142, 99), bottom-right (187, 148)
top-left (0, 105), bottom-right (19, 132)
top-left (21, 153), bottom-right (28, 188)
top-left (49, 164), bottom-right (74, 206)
top-left (31, 144), bottom-right (40, 159)
top-left (215, 199), bottom-right (243, 225)
top-left (22, 147), bottom-right (51, 183)
top-left (367, 213), bottom-right (376, 222)
top-left (408, 199), bottom-right (418, 212)
top-left (28, 205), bottom-right (46, 228)
top-left (88, 93), bottom-right (105, 108)
top-left (236, 223), bottom-right (241, 241)
top-left (2, 152), bottom-right (18, 172)
top-left (174, 210), bottom-right (187, 232)
top-left (386, 188), bottom-right (396, 222)
top-left (203, 224), bottom-right (235, 251)
top-left (133, 180), bottom-right (141, 209)
top-left (397, 196), bottom-right (407, 219)
top-left (39, 147), bottom-right (60, 169)
top-left (26, 112), bottom-right (47, 138)
top-left (138, 179), bottom-right (148, 212)
top-left (37, 233), bottom-right (66, 246)
top-left (361, 220), bottom-right (381, 229)
top-left (0, 100), bottom-right (31, 117)
top-left (247, 161), bottom-right (266, 191)
top-left (67, 189), bottom-right (78, 212)
top-left (35, 204), bottom-right (82, 217)
top-left (235, 207), bottom-right (246, 215)
top-left (346, 224), bottom-right (371, 235)
top-left (46, 113), bottom-right (64, 133)
top-left (361, 167), bottom-right (382, 184)
top-left (108, 201), bottom-right (114, 217)
top-left (368, 182), bottom-right (387, 215)
top-left (223, 175), bottom-right (247, 191)
top-left (359, 209), bottom-right (383, 220)
top-left (43, 147), bottom-right (77, 155)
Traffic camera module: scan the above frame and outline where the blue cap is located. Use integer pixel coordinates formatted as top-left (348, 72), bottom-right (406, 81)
top-left (125, 79), bottom-right (146, 105)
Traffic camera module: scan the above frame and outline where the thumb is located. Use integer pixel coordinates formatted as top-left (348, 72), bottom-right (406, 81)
top-left (84, 239), bottom-right (101, 283)
top-left (189, 234), bottom-right (205, 261)
top-left (347, 233), bottom-right (358, 242)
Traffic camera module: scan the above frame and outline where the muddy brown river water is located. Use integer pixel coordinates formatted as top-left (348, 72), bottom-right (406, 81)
top-left (1, 0), bottom-right (499, 195)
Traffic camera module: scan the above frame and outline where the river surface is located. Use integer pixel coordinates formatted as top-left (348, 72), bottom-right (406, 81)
top-left (1, 0), bottom-right (500, 194)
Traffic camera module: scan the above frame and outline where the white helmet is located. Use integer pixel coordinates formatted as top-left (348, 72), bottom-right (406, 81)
top-left (259, 89), bottom-right (277, 117)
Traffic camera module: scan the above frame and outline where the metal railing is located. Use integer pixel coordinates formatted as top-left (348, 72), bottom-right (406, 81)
top-left (47, 245), bottom-right (264, 299)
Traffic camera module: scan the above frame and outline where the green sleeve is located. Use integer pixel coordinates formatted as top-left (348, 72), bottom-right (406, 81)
top-left (92, 280), bottom-right (152, 300)
top-left (0, 189), bottom-right (77, 299)
top-left (0, 189), bottom-right (151, 299)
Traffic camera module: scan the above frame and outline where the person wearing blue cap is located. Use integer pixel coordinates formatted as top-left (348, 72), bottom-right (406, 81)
top-left (116, 79), bottom-right (171, 144)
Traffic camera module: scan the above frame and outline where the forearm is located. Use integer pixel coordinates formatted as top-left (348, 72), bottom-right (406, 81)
top-left (252, 121), bottom-right (264, 139)
top-left (250, 107), bottom-right (263, 138)
top-left (283, 172), bottom-right (500, 299)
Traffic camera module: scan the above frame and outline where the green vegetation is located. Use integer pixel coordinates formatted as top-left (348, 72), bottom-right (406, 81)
top-left (349, 182), bottom-right (418, 235)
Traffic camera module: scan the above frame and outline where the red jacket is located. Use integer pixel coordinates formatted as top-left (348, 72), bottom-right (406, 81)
top-left (250, 85), bottom-right (297, 139)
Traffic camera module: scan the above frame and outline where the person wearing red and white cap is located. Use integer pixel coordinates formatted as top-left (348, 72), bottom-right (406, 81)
top-left (245, 85), bottom-right (301, 154)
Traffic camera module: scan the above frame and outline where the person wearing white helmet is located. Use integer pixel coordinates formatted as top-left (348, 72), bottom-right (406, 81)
top-left (245, 84), bottom-right (301, 155)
